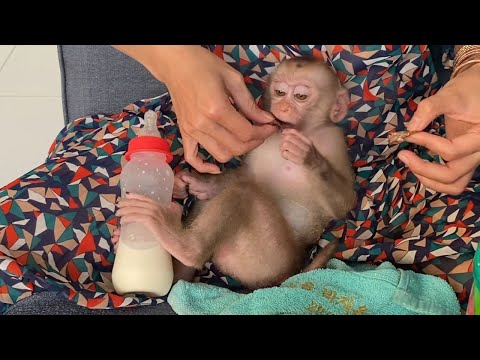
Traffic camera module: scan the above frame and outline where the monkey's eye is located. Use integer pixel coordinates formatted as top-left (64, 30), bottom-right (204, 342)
top-left (274, 90), bottom-right (286, 97)
top-left (295, 94), bottom-right (308, 101)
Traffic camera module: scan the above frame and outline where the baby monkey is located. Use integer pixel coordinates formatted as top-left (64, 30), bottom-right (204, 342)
top-left (115, 58), bottom-right (356, 289)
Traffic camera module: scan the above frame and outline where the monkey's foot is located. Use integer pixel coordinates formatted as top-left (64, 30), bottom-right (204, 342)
top-left (173, 170), bottom-right (191, 199)
top-left (173, 259), bottom-right (196, 283)
top-left (182, 174), bottom-right (222, 200)
top-left (303, 240), bottom-right (339, 272)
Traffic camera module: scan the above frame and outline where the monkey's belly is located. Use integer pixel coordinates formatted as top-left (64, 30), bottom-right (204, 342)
top-left (247, 133), bottom-right (311, 188)
top-left (277, 199), bottom-right (313, 237)
top-left (247, 135), bottom-right (320, 237)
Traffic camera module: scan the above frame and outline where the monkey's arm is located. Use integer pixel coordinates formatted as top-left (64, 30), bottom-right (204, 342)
top-left (309, 152), bottom-right (356, 219)
top-left (309, 129), bottom-right (356, 219)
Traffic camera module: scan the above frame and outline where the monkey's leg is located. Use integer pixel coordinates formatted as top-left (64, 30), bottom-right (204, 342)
top-left (155, 181), bottom-right (303, 288)
top-left (189, 181), bottom-right (304, 289)
top-left (146, 181), bottom-right (249, 270)
top-left (164, 168), bottom-right (250, 274)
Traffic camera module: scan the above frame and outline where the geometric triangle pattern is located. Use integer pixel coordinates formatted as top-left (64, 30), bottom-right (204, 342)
top-left (0, 45), bottom-right (475, 313)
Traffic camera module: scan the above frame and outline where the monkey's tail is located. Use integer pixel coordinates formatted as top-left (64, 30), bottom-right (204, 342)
top-left (303, 239), bottom-right (339, 273)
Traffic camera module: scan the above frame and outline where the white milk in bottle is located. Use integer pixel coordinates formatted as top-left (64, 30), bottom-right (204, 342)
top-left (112, 110), bottom-right (175, 297)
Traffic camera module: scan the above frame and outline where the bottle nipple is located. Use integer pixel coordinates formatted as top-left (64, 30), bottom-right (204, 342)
top-left (143, 110), bottom-right (161, 137)
top-left (125, 109), bottom-right (173, 163)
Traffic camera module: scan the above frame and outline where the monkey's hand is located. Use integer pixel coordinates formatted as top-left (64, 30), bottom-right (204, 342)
top-left (280, 129), bottom-right (322, 168)
top-left (173, 170), bottom-right (191, 199)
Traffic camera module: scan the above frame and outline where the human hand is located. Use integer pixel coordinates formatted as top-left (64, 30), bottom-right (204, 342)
top-left (158, 46), bottom-right (276, 174)
top-left (398, 63), bottom-right (480, 195)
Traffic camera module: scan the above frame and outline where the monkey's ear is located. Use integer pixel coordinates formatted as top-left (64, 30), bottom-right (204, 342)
top-left (330, 87), bottom-right (350, 123)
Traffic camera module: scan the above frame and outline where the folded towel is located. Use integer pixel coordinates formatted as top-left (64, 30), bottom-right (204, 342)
top-left (167, 259), bottom-right (461, 315)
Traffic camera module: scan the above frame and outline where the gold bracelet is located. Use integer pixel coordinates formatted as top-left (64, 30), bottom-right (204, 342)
top-left (454, 45), bottom-right (480, 68)
top-left (452, 45), bottom-right (480, 78)
top-left (452, 59), bottom-right (480, 78)
top-left (455, 50), bottom-right (480, 69)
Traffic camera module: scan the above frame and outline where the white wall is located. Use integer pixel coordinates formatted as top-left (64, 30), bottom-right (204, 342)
top-left (0, 45), bottom-right (64, 187)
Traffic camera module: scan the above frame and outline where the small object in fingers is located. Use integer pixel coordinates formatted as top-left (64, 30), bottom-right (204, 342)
top-left (388, 130), bottom-right (419, 144)
top-left (271, 118), bottom-right (295, 131)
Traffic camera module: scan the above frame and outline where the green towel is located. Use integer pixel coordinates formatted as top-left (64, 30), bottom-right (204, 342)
top-left (167, 259), bottom-right (461, 315)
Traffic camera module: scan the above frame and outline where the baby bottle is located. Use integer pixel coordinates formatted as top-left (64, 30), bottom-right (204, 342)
top-left (112, 110), bottom-right (175, 297)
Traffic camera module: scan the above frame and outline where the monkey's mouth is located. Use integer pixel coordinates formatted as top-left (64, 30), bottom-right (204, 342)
top-left (271, 118), bottom-right (296, 130)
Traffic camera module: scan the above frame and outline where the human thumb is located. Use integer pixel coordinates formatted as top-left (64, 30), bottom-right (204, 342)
top-left (407, 91), bottom-right (453, 131)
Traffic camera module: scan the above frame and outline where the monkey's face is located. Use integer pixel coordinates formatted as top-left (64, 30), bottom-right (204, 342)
top-left (266, 79), bottom-right (320, 127)
top-left (264, 61), bottom-right (339, 129)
